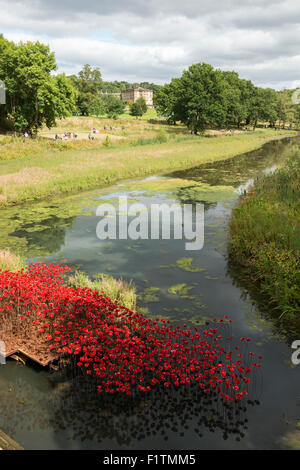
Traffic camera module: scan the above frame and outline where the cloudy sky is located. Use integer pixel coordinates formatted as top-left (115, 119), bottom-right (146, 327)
top-left (1, 0), bottom-right (300, 89)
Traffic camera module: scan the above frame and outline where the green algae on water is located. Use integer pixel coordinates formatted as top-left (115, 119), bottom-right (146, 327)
top-left (138, 286), bottom-right (160, 303)
top-left (160, 257), bottom-right (205, 273)
top-left (168, 283), bottom-right (193, 297)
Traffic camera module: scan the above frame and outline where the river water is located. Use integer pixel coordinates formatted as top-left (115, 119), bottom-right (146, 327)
top-left (0, 136), bottom-right (299, 449)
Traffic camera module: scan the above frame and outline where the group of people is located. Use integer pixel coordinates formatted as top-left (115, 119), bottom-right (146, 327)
top-left (103, 125), bottom-right (126, 131)
top-left (52, 123), bottom-right (127, 142)
top-left (55, 132), bottom-right (78, 141)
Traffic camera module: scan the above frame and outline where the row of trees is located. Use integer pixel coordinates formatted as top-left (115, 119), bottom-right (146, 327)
top-left (0, 34), bottom-right (76, 132)
top-left (1, 35), bottom-right (299, 133)
top-left (101, 80), bottom-right (160, 95)
top-left (69, 64), bottom-right (157, 117)
top-left (0, 34), bottom-right (154, 131)
top-left (88, 94), bottom-right (125, 119)
top-left (154, 63), bottom-right (300, 133)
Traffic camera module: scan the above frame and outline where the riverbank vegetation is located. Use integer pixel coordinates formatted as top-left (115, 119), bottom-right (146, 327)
top-left (2, 33), bottom-right (300, 135)
top-left (0, 127), bottom-right (295, 207)
top-left (229, 153), bottom-right (300, 326)
top-left (69, 271), bottom-right (136, 311)
top-left (0, 248), bottom-right (137, 310)
top-left (0, 249), bottom-right (25, 271)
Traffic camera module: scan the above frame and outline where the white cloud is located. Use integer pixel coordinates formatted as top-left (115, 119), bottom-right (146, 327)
top-left (1, 0), bottom-right (300, 89)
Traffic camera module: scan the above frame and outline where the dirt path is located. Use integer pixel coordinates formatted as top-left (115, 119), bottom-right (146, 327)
top-left (40, 131), bottom-right (125, 141)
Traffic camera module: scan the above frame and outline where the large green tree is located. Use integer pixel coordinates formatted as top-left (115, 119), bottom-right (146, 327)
top-left (70, 64), bottom-right (103, 115)
top-left (129, 97), bottom-right (147, 118)
top-left (0, 36), bottom-right (76, 132)
top-left (277, 90), bottom-right (295, 128)
top-left (88, 96), bottom-right (106, 116)
top-left (100, 94), bottom-right (125, 119)
top-left (154, 79), bottom-right (182, 124)
top-left (155, 63), bottom-right (227, 133)
top-left (222, 72), bottom-right (250, 128)
top-left (178, 63), bottom-right (227, 133)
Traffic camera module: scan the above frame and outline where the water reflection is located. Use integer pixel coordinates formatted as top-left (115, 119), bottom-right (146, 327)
top-left (168, 137), bottom-right (298, 187)
top-left (0, 363), bottom-right (261, 449)
top-left (0, 135), bottom-right (299, 449)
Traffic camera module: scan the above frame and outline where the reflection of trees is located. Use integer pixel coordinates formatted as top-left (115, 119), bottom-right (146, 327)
top-left (11, 214), bottom-right (76, 257)
top-left (176, 186), bottom-right (218, 210)
top-left (0, 365), bottom-right (260, 449)
top-left (167, 138), bottom-right (295, 187)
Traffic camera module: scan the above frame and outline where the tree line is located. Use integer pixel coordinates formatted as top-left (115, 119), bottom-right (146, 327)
top-left (154, 62), bottom-right (300, 133)
top-left (1, 35), bottom-right (299, 133)
top-left (0, 36), bottom-right (155, 131)
top-left (0, 34), bottom-right (76, 133)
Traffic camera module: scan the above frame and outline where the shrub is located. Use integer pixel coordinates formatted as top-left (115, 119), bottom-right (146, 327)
top-left (229, 152), bottom-right (300, 320)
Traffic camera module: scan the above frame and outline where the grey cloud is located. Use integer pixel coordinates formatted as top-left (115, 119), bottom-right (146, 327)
top-left (1, 1), bottom-right (300, 89)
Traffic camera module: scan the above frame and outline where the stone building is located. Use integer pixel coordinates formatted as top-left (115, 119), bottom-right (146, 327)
top-left (121, 85), bottom-right (153, 108)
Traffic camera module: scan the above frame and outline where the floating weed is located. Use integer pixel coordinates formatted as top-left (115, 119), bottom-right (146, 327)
top-left (192, 298), bottom-right (207, 310)
top-left (281, 429), bottom-right (300, 450)
top-left (176, 257), bottom-right (206, 272)
top-left (168, 283), bottom-right (194, 296)
top-left (138, 286), bottom-right (160, 303)
top-left (160, 257), bottom-right (205, 272)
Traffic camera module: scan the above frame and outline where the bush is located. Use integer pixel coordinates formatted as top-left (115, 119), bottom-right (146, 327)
top-left (229, 153), bottom-right (300, 321)
top-left (68, 271), bottom-right (136, 311)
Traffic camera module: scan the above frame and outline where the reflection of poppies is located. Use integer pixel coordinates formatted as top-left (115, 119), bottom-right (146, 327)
top-left (11, 213), bottom-right (75, 257)
top-left (52, 379), bottom-right (260, 445)
top-left (0, 372), bottom-right (260, 447)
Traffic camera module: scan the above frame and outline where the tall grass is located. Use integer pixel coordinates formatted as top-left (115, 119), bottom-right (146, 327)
top-left (0, 249), bottom-right (26, 271)
top-left (69, 271), bottom-right (137, 311)
top-left (0, 135), bottom-right (101, 160)
top-left (229, 152), bottom-right (300, 322)
top-left (0, 122), bottom-right (295, 208)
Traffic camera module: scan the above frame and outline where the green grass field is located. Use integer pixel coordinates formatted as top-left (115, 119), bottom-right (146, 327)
top-left (0, 116), bottom-right (296, 207)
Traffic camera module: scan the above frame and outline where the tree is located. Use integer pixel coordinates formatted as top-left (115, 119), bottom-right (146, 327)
top-left (222, 72), bottom-right (249, 128)
top-left (154, 79), bottom-right (182, 124)
top-left (258, 88), bottom-right (278, 127)
top-left (277, 90), bottom-right (294, 128)
top-left (70, 64), bottom-right (103, 115)
top-left (88, 96), bottom-right (106, 116)
top-left (0, 38), bottom-right (76, 132)
top-left (101, 94), bottom-right (125, 119)
top-left (176, 63), bottom-right (226, 134)
top-left (129, 97), bottom-right (147, 118)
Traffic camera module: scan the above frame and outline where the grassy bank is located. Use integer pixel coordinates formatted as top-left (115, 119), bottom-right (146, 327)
top-left (229, 152), bottom-right (300, 325)
top-left (69, 271), bottom-right (136, 311)
top-left (0, 123), bottom-right (295, 207)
